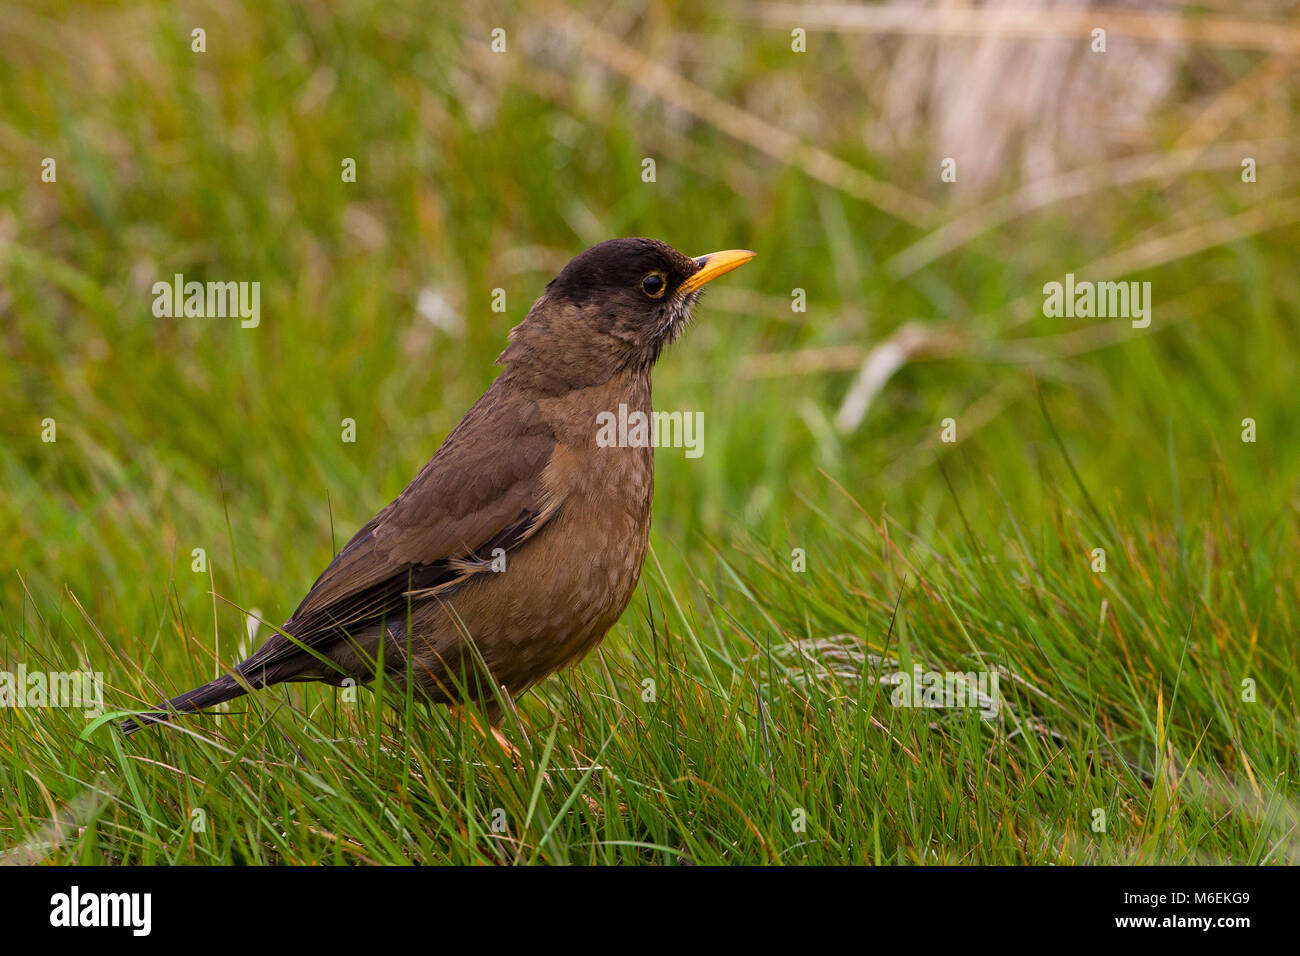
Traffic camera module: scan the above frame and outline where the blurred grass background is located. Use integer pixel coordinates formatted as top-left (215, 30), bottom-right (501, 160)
top-left (1, 0), bottom-right (1298, 864)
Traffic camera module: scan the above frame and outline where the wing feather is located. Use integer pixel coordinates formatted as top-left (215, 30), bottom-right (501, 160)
top-left (247, 379), bottom-right (560, 671)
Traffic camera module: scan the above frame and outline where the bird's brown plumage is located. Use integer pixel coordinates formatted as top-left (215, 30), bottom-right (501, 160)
top-left (122, 238), bottom-right (753, 733)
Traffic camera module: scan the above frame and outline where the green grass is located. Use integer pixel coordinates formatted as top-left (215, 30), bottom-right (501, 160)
top-left (1, 1), bottom-right (1297, 864)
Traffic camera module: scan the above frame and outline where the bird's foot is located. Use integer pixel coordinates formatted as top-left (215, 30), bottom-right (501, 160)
top-left (450, 703), bottom-right (524, 770)
top-left (489, 723), bottom-right (524, 769)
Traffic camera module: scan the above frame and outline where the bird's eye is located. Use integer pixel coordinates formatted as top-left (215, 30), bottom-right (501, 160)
top-left (641, 272), bottom-right (667, 298)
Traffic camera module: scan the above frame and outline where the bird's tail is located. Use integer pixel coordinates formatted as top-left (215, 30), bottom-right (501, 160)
top-left (120, 671), bottom-right (252, 735)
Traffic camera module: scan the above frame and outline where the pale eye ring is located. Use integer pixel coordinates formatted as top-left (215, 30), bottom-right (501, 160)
top-left (641, 272), bottom-right (667, 298)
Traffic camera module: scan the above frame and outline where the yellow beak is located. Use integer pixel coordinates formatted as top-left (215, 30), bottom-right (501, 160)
top-left (679, 249), bottom-right (756, 294)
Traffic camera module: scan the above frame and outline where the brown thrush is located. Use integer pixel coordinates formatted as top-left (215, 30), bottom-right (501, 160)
top-left (122, 238), bottom-right (754, 735)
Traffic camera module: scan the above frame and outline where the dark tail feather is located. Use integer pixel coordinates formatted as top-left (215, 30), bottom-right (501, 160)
top-left (120, 672), bottom-right (251, 735)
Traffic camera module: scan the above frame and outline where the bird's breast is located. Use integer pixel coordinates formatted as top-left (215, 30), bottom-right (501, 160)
top-left (473, 376), bottom-right (656, 686)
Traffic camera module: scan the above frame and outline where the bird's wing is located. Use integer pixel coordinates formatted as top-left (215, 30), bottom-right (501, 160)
top-left (249, 380), bottom-right (560, 671)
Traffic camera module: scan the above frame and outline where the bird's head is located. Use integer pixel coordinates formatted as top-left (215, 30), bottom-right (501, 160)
top-left (498, 238), bottom-right (755, 390)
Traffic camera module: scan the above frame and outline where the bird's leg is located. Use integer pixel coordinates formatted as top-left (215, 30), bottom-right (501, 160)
top-left (450, 699), bottom-right (523, 769)
top-left (489, 725), bottom-right (521, 767)
top-left (495, 682), bottom-right (532, 745)
top-left (495, 684), bottom-right (559, 786)
top-left (488, 684), bottom-right (531, 767)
